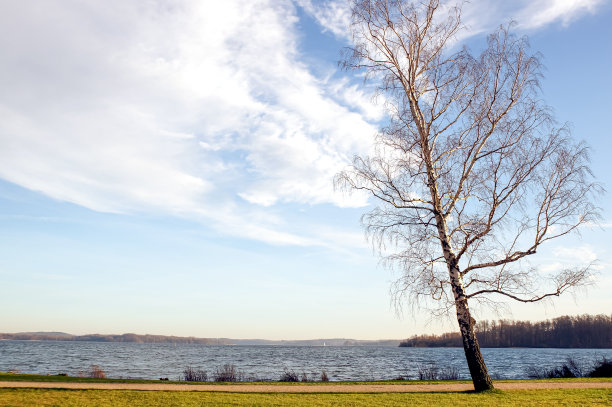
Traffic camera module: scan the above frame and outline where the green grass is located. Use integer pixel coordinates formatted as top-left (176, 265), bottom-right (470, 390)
top-left (0, 388), bottom-right (610, 406)
top-left (0, 373), bottom-right (611, 406)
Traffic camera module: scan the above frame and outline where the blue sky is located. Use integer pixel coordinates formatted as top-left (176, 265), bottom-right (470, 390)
top-left (0, 0), bottom-right (610, 340)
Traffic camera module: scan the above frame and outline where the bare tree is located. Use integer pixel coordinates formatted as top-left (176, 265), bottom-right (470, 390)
top-left (336, 0), bottom-right (601, 391)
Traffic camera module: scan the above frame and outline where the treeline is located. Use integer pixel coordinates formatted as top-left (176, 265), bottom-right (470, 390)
top-left (0, 332), bottom-right (232, 345)
top-left (400, 314), bottom-right (612, 348)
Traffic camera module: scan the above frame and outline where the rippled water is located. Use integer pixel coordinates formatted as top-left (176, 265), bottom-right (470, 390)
top-left (1, 340), bottom-right (610, 381)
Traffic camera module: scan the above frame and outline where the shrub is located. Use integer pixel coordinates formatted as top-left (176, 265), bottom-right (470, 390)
top-left (300, 372), bottom-right (309, 382)
top-left (182, 366), bottom-right (208, 382)
top-left (438, 366), bottom-right (459, 380)
top-left (88, 365), bottom-right (106, 379)
top-left (213, 364), bottom-right (242, 382)
top-left (527, 357), bottom-right (584, 379)
top-left (589, 357), bottom-right (612, 377)
top-left (320, 370), bottom-right (329, 382)
top-left (279, 369), bottom-right (300, 382)
top-left (418, 364), bottom-right (439, 380)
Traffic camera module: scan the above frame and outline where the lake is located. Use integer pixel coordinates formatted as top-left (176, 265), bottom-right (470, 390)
top-left (1, 340), bottom-right (610, 381)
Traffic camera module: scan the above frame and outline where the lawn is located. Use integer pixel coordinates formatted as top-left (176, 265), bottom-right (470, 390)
top-left (0, 373), bottom-right (610, 406)
top-left (0, 388), bottom-right (610, 406)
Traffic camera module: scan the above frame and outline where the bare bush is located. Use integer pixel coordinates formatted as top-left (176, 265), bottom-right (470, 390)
top-left (526, 356), bottom-right (612, 379)
top-left (438, 366), bottom-right (459, 380)
top-left (182, 366), bottom-right (208, 382)
top-left (279, 369), bottom-right (300, 382)
top-left (320, 370), bottom-right (329, 382)
top-left (88, 365), bottom-right (106, 379)
top-left (213, 364), bottom-right (243, 382)
top-left (589, 357), bottom-right (612, 378)
top-left (418, 364), bottom-right (439, 380)
top-left (527, 357), bottom-right (584, 378)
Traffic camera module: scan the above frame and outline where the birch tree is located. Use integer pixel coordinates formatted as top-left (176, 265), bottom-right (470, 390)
top-left (336, 0), bottom-right (600, 391)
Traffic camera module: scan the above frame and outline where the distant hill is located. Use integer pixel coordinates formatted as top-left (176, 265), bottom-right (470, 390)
top-left (231, 338), bottom-right (400, 346)
top-left (0, 332), bottom-right (229, 344)
top-left (18, 332), bottom-right (73, 337)
top-left (0, 332), bottom-right (400, 346)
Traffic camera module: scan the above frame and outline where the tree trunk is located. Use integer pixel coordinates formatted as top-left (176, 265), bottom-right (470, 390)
top-left (428, 154), bottom-right (494, 391)
top-left (455, 296), bottom-right (494, 391)
top-left (436, 214), bottom-right (494, 391)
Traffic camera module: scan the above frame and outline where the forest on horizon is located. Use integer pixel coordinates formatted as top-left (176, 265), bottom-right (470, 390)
top-left (400, 314), bottom-right (611, 348)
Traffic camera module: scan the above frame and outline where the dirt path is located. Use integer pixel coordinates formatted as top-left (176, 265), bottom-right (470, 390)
top-left (1, 381), bottom-right (611, 393)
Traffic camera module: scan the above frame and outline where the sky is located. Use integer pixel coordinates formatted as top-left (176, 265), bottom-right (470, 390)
top-left (0, 0), bottom-right (610, 340)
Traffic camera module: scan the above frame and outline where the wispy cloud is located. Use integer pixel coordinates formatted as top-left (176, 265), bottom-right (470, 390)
top-left (300, 0), bottom-right (606, 42)
top-left (459, 0), bottom-right (606, 37)
top-left (515, 0), bottom-right (604, 29)
top-left (0, 0), bottom-right (377, 246)
top-left (296, 0), bottom-right (352, 40)
top-left (553, 245), bottom-right (599, 265)
top-left (540, 244), bottom-right (602, 275)
top-left (0, 0), bottom-right (604, 247)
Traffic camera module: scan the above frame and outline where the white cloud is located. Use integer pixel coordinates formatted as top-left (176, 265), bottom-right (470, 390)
top-left (0, 0), bottom-right (603, 246)
top-left (460, 0), bottom-right (606, 37)
top-left (296, 0), bottom-right (352, 40)
top-left (553, 245), bottom-right (598, 264)
top-left (538, 245), bottom-right (600, 275)
top-left (297, 0), bottom-right (605, 46)
top-left (328, 78), bottom-right (385, 122)
top-left (516, 0), bottom-right (604, 29)
top-left (0, 0), bottom-right (376, 245)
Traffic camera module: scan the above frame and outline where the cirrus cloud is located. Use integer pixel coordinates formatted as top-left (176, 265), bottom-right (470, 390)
top-left (0, 0), bottom-right (377, 246)
top-left (0, 0), bottom-right (604, 246)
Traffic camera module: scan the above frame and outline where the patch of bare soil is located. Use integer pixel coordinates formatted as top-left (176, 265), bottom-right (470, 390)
top-left (0, 381), bottom-right (611, 392)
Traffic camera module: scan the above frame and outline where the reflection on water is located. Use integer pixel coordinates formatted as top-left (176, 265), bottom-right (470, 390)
top-left (1, 340), bottom-right (610, 381)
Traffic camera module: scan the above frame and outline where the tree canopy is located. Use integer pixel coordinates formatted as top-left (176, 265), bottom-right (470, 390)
top-left (337, 0), bottom-right (601, 391)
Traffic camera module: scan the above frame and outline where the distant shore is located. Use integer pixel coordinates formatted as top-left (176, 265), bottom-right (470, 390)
top-left (0, 332), bottom-right (401, 347)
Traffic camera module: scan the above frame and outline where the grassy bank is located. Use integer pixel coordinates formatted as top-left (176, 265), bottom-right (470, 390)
top-left (0, 373), bottom-right (611, 406)
top-left (0, 388), bottom-right (610, 406)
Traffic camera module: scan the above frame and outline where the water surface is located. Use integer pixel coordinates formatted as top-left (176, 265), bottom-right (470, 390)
top-left (1, 341), bottom-right (609, 381)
